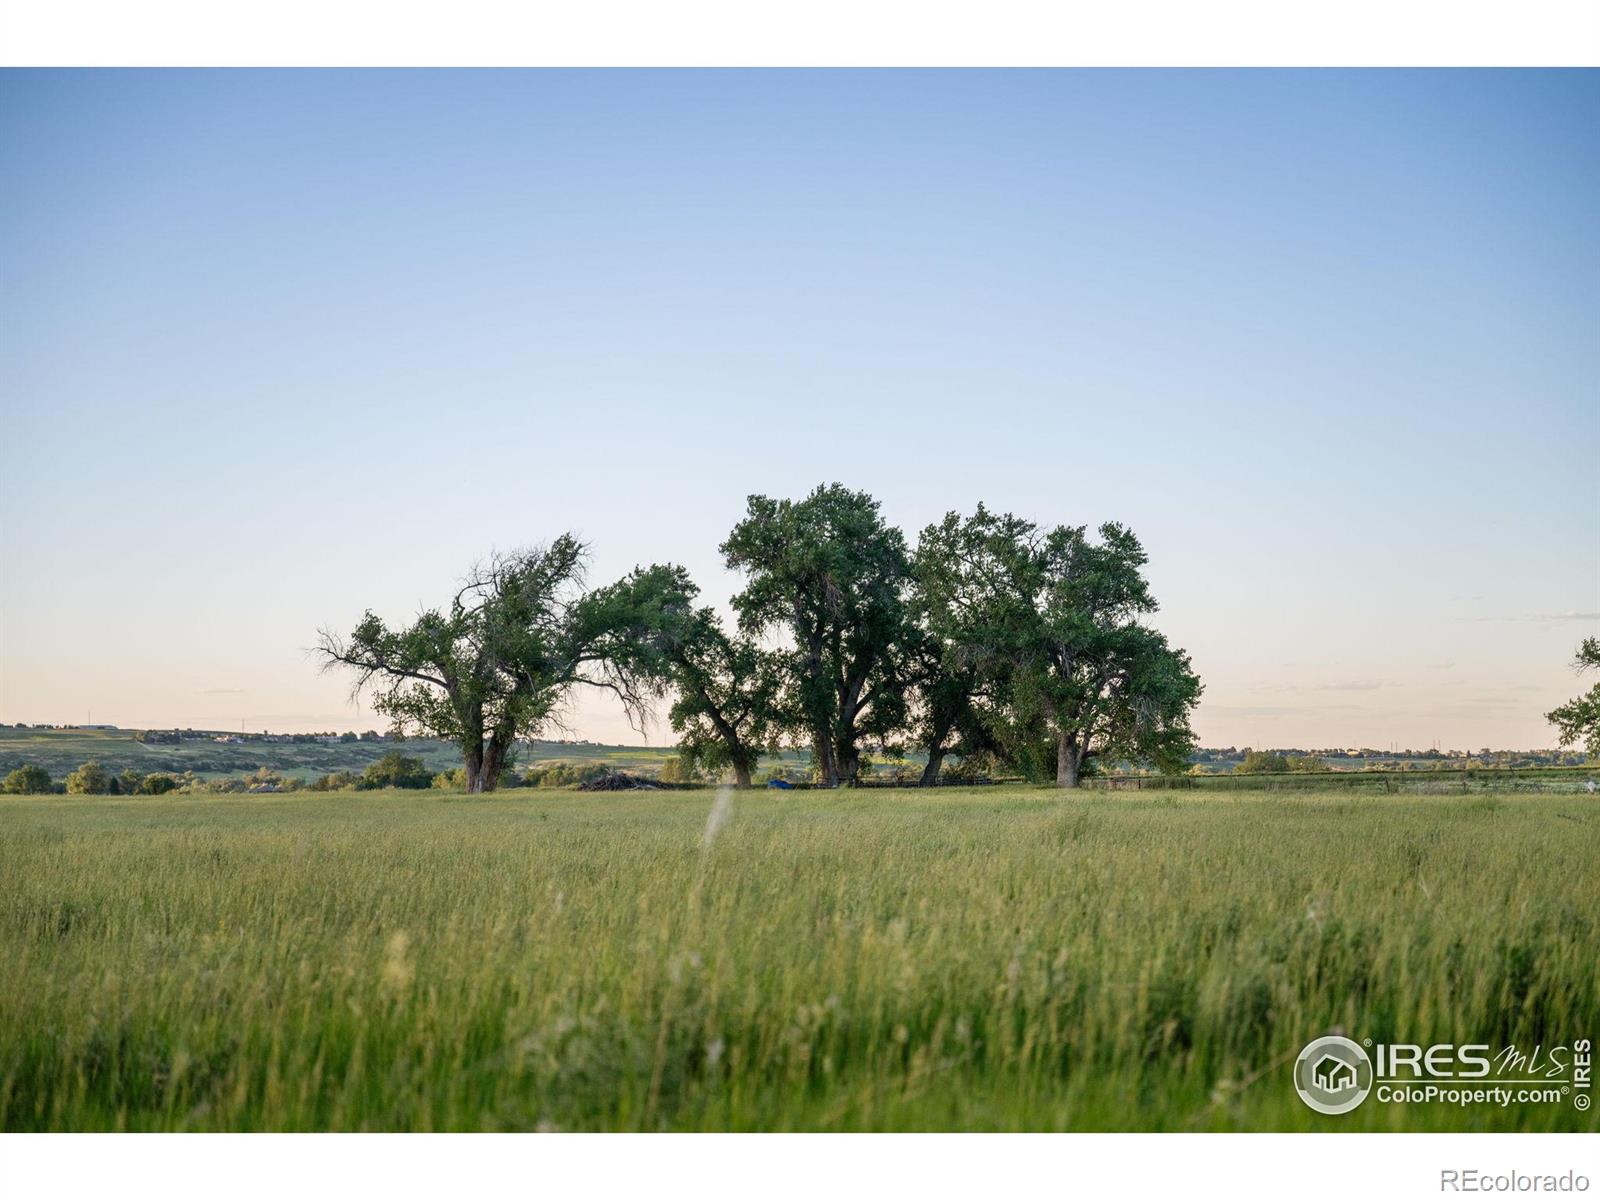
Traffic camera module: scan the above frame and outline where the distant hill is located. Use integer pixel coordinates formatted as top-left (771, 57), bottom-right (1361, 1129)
top-left (0, 727), bottom-right (692, 782)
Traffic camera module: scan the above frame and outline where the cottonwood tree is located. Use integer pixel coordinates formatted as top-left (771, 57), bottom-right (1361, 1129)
top-left (721, 484), bottom-right (911, 787)
top-left (550, 560), bottom-right (782, 787)
top-left (317, 537), bottom-right (678, 792)
top-left (1547, 637), bottom-right (1600, 758)
top-left (662, 611), bottom-right (782, 788)
top-left (918, 507), bottom-right (1201, 788)
top-left (899, 591), bottom-right (997, 786)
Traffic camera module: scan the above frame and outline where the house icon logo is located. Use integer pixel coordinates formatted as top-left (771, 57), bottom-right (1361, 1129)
top-left (1313, 1054), bottom-right (1357, 1093)
top-left (1293, 1035), bottom-right (1374, 1115)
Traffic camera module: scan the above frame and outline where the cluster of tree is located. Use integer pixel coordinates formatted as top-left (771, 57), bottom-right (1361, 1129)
top-left (2, 764), bottom-right (54, 793)
top-left (303, 753), bottom-right (432, 791)
top-left (1, 761), bottom-right (180, 795)
top-left (1233, 750), bottom-right (1327, 775)
top-left (320, 485), bottom-right (1202, 793)
top-left (519, 760), bottom-right (621, 789)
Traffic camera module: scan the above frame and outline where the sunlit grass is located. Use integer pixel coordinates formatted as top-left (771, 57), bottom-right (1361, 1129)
top-left (1, 788), bottom-right (1595, 1130)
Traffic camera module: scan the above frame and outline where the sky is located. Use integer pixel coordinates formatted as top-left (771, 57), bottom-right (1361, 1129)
top-left (1, 69), bottom-right (1596, 751)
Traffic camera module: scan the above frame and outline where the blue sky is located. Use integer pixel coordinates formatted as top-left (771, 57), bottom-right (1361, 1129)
top-left (1, 69), bottom-right (1595, 748)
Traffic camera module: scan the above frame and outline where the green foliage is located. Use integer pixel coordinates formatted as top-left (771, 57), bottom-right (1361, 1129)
top-left (656, 602), bottom-right (780, 787)
top-left (0, 789), bottom-right (1592, 1132)
top-left (432, 767), bottom-right (468, 790)
top-left (64, 761), bottom-right (110, 795)
top-left (1546, 638), bottom-right (1600, 758)
top-left (943, 752), bottom-right (999, 784)
top-left (310, 770), bottom-right (363, 792)
top-left (2, 764), bottom-right (51, 794)
top-left (656, 756), bottom-right (699, 785)
top-left (916, 507), bottom-right (1202, 786)
top-left (722, 484), bottom-right (911, 786)
top-left (307, 494), bottom-right (1206, 794)
top-left (319, 539), bottom-right (687, 792)
top-left (360, 753), bottom-right (432, 791)
top-left (1236, 750), bottom-right (1290, 774)
top-left (522, 761), bottom-right (616, 788)
top-left (906, 545), bottom-right (1003, 783)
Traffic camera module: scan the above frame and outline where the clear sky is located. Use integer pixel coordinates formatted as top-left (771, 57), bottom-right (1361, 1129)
top-left (1, 69), bottom-right (1595, 750)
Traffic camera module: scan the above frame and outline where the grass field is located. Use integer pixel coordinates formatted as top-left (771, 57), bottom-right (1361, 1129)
top-left (1, 787), bottom-right (1596, 1131)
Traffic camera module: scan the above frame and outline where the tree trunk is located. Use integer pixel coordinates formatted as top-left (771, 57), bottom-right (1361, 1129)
top-left (813, 734), bottom-right (839, 788)
top-left (480, 748), bottom-right (505, 793)
top-left (482, 738), bottom-right (509, 792)
top-left (836, 743), bottom-right (860, 787)
top-left (919, 747), bottom-right (946, 787)
top-left (465, 741), bottom-right (487, 793)
top-left (1055, 728), bottom-right (1081, 789)
top-left (732, 761), bottom-right (753, 788)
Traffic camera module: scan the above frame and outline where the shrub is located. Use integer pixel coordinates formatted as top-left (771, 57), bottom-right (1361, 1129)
top-left (1235, 750), bottom-right (1290, 775)
top-left (523, 761), bottom-right (614, 789)
top-left (945, 752), bottom-right (998, 784)
top-left (65, 761), bottom-right (111, 795)
top-left (361, 752), bottom-right (431, 790)
top-left (3, 764), bottom-right (51, 794)
top-left (658, 756), bottom-right (700, 785)
top-left (141, 774), bottom-right (178, 795)
top-left (311, 770), bottom-right (362, 792)
top-left (432, 767), bottom-right (468, 790)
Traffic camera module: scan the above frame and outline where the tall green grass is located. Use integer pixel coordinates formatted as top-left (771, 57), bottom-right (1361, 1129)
top-left (1, 788), bottom-right (1595, 1131)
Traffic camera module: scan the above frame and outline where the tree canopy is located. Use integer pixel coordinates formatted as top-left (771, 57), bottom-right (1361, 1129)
top-left (314, 486), bottom-right (1206, 792)
top-left (660, 609), bottom-right (781, 789)
top-left (318, 537), bottom-right (685, 792)
top-left (1547, 637), bottom-right (1600, 759)
top-left (722, 484), bottom-right (911, 787)
top-left (916, 506), bottom-right (1201, 787)
top-left (3, 764), bottom-right (51, 794)
top-left (64, 760), bottom-right (110, 795)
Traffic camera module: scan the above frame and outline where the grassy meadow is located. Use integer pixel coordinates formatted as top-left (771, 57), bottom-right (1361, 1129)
top-left (1, 786), bottom-right (1596, 1131)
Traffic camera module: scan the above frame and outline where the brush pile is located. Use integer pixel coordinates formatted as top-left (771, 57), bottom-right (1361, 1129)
top-left (576, 772), bottom-right (661, 792)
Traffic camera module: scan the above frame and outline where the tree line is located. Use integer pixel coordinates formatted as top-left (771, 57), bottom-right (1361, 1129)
top-left (318, 484), bottom-right (1203, 792)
